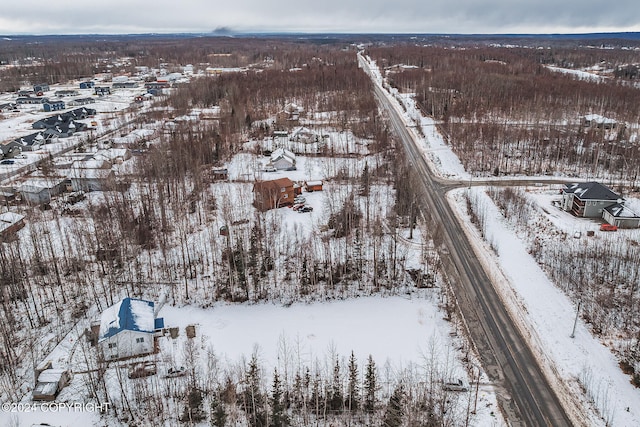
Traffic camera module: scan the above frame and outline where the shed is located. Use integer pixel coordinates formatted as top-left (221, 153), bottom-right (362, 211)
top-left (32, 368), bottom-right (72, 401)
top-left (79, 81), bottom-right (95, 89)
top-left (304, 180), bottom-right (323, 192)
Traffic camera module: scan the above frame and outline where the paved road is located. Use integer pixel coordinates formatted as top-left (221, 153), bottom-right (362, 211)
top-left (360, 54), bottom-right (575, 426)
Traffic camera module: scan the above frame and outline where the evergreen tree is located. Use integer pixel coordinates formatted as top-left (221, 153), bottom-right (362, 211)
top-left (382, 383), bottom-right (405, 427)
top-left (242, 353), bottom-right (267, 427)
top-left (269, 369), bottom-right (289, 427)
top-left (311, 371), bottom-right (324, 417)
top-left (210, 390), bottom-right (227, 427)
top-left (180, 386), bottom-right (206, 423)
top-left (346, 351), bottom-right (360, 412)
top-left (328, 358), bottom-right (344, 413)
top-left (249, 223), bottom-right (261, 289)
top-left (300, 256), bottom-right (311, 296)
top-left (363, 355), bottom-right (378, 413)
top-left (359, 161), bottom-right (370, 196)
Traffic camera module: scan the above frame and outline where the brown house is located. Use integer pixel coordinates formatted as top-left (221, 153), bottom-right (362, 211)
top-left (253, 178), bottom-right (295, 211)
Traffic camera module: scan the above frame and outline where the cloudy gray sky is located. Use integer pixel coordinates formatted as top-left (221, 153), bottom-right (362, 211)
top-left (0, 0), bottom-right (638, 35)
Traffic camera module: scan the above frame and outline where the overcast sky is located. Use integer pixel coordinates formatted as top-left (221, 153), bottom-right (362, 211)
top-left (0, 0), bottom-right (638, 35)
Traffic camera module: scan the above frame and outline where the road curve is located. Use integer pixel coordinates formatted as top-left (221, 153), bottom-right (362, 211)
top-left (360, 54), bottom-right (575, 426)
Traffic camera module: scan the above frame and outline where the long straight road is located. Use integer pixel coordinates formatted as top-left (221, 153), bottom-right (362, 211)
top-left (360, 54), bottom-right (576, 427)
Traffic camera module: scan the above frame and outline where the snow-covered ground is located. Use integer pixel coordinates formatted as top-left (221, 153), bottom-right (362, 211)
top-left (359, 54), bottom-right (640, 426)
top-left (7, 53), bottom-right (639, 426)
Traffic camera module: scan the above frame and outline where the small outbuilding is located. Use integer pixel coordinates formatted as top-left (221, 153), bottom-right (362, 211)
top-left (32, 368), bottom-right (72, 401)
top-left (304, 180), bottom-right (323, 192)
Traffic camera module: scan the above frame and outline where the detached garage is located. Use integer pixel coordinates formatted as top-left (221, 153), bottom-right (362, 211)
top-left (603, 204), bottom-right (640, 229)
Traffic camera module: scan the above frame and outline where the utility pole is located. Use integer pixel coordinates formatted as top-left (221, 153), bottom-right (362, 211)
top-left (570, 300), bottom-right (582, 338)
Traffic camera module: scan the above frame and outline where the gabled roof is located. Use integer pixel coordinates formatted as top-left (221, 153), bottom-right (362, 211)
top-left (270, 147), bottom-right (295, 164)
top-left (253, 177), bottom-right (294, 192)
top-left (604, 203), bottom-right (640, 219)
top-left (14, 132), bottom-right (46, 146)
top-left (563, 182), bottom-right (621, 201)
top-left (99, 298), bottom-right (155, 341)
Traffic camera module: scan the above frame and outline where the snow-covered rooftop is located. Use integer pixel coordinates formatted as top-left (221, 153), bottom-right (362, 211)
top-left (99, 298), bottom-right (156, 340)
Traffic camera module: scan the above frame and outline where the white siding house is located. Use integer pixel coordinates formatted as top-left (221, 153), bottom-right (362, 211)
top-left (270, 148), bottom-right (296, 170)
top-left (98, 298), bottom-right (162, 360)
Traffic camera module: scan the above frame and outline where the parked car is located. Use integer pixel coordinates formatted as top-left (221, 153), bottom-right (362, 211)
top-left (128, 361), bottom-right (157, 379)
top-left (298, 206), bottom-right (314, 213)
top-left (0, 159), bottom-right (15, 165)
top-left (292, 203), bottom-right (305, 211)
top-left (600, 224), bottom-right (618, 232)
top-left (442, 379), bottom-right (469, 392)
top-left (166, 366), bottom-right (187, 378)
top-left (294, 196), bottom-right (306, 204)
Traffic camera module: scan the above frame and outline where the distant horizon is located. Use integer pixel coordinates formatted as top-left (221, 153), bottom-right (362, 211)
top-left (1, 30), bottom-right (640, 39)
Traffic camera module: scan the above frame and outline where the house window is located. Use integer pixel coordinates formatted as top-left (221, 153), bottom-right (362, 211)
top-left (108, 342), bottom-right (117, 349)
top-left (136, 337), bottom-right (145, 343)
top-left (283, 194), bottom-right (288, 199)
top-left (281, 188), bottom-right (285, 192)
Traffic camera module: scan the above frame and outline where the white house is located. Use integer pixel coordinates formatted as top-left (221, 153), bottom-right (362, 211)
top-left (270, 148), bottom-right (296, 170)
top-left (98, 298), bottom-right (163, 360)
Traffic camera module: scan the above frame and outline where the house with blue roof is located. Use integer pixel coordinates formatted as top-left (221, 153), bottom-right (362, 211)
top-left (98, 297), bottom-right (164, 360)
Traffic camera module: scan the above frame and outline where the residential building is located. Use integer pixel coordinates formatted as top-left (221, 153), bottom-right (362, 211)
top-left (54, 90), bottom-right (79, 97)
top-left (16, 96), bottom-right (48, 105)
top-left (253, 177), bottom-right (295, 211)
top-left (270, 148), bottom-right (296, 170)
top-left (33, 83), bottom-right (50, 93)
top-left (98, 297), bottom-right (164, 360)
top-left (561, 182), bottom-right (622, 218)
top-left (13, 132), bottom-right (49, 151)
top-left (94, 86), bottom-right (111, 96)
top-left (18, 178), bottom-right (66, 205)
top-left (0, 212), bottom-right (25, 239)
top-left (43, 100), bottom-right (66, 112)
top-left (68, 168), bottom-right (115, 192)
top-left (0, 141), bottom-right (23, 158)
top-left (67, 97), bottom-right (96, 106)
